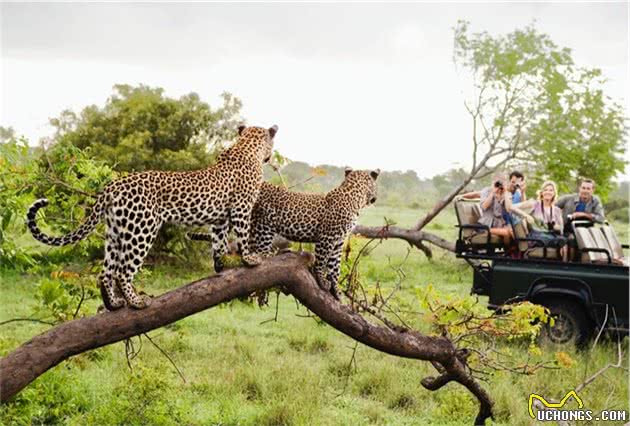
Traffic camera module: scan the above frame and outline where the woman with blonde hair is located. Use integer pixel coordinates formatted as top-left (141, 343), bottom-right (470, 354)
top-left (511, 181), bottom-right (568, 261)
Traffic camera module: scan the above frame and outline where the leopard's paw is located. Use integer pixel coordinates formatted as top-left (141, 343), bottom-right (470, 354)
top-left (129, 294), bottom-right (152, 309)
top-left (242, 253), bottom-right (263, 266)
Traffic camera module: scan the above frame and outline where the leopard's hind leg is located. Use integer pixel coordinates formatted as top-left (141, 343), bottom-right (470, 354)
top-left (325, 239), bottom-right (346, 300)
top-left (99, 216), bottom-right (126, 310)
top-left (115, 213), bottom-right (161, 309)
top-left (250, 219), bottom-right (275, 258)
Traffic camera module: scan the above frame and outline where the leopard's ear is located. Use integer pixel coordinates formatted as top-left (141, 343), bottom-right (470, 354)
top-left (268, 125), bottom-right (278, 139)
top-left (370, 169), bottom-right (381, 180)
top-left (238, 124), bottom-right (247, 136)
top-left (344, 167), bottom-right (353, 177)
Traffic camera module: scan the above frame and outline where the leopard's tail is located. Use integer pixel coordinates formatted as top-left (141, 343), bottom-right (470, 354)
top-left (187, 232), bottom-right (213, 242)
top-left (26, 196), bottom-right (106, 247)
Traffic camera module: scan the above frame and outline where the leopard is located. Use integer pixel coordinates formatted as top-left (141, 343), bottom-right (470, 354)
top-left (189, 168), bottom-right (379, 299)
top-left (26, 125), bottom-right (278, 310)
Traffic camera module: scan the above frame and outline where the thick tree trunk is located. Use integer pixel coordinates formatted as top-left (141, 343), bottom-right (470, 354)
top-left (0, 252), bottom-right (492, 425)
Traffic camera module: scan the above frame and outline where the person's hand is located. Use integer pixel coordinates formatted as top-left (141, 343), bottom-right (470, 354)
top-left (525, 214), bottom-right (535, 226)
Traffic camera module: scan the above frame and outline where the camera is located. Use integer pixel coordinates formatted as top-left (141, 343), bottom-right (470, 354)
top-left (493, 181), bottom-right (504, 189)
top-left (546, 221), bottom-right (555, 232)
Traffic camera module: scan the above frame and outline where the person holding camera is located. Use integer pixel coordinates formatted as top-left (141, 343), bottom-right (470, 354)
top-left (511, 181), bottom-right (568, 261)
top-left (460, 170), bottom-right (527, 205)
top-left (477, 173), bottom-right (515, 246)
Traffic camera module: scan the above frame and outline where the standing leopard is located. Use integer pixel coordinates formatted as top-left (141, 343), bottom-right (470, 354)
top-left (26, 125), bottom-right (278, 310)
top-left (190, 168), bottom-right (379, 298)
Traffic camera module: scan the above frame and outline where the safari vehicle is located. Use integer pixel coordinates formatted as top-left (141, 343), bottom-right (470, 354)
top-left (454, 198), bottom-right (629, 346)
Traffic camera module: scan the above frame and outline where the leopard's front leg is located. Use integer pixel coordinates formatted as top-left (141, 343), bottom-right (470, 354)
top-left (230, 199), bottom-right (262, 267)
top-left (210, 219), bottom-right (230, 272)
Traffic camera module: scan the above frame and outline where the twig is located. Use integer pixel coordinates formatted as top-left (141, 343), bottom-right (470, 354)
top-left (43, 150), bottom-right (96, 199)
top-left (143, 333), bottom-right (186, 383)
top-left (260, 291), bottom-right (281, 325)
top-left (0, 318), bottom-right (56, 327)
top-left (73, 281), bottom-right (86, 319)
top-left (575, 308), bottom-right (625, 394)
top-left (269, 164), bottom-right (288, 189)
top-left (590, 304), bottom-right (608, 350)
top-left (335, 342), bottom-right (359, 397)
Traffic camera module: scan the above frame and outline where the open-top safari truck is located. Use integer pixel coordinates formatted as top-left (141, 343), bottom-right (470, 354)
top-left (454, 199), bottom-right (629, 346)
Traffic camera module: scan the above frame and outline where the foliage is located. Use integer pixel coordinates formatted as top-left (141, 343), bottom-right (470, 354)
top-left (529, 68), bottom-right (627, 200)
top-left (0, 139), bottom-right (40, 270)
top-left (417, 284), bottom-right (549, 345)
top-left (605, 181), bottom-right (629, 222)
top-left (84, 365), bottom-right (193, 425)
top-left (49, 84), bottom-right (242, 173)
top-left (453, 20), bottom-right (574, 173)
top-left (31, 141), bottom-right (117, 260)
top-left (33, 272), bottom-right (99, 323)
top-left (0, 126), bottom-right (17, 143)
top-left (0, 366), bottom-right (91, 425)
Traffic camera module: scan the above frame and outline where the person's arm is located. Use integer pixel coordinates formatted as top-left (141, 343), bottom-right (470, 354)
top-left (480, 189), bottom-right (494, 211)
top-left (555, 194), bottom-right (569, 209)
top-left (511, 199), bottom-right (536, 214)
top-left (459, 191), bottom-right (481, 200)
top-left (591, 197), bottom-right (605, 223)
top-left (520, 180), bottom-right (527, 202)
top-left (510, 200), bottom-right (536, 226)
top-left (553, 207), bottom-right (564, 233)
top-left (503, 190), bottom-right (513, 212)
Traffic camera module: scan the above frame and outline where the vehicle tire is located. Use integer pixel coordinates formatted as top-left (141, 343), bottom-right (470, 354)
top-left (539, 298), bottom-right (593, 348)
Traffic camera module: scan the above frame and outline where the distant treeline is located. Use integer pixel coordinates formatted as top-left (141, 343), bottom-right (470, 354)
top-left (265, 161), bottom-right (629, 220)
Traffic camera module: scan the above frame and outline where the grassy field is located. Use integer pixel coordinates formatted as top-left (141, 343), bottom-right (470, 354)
top-left (1, 205), bottom-right (628, 425)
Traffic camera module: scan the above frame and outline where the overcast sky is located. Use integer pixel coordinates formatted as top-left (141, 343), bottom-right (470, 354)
top-left (1, 2), bottom-right (628, 179)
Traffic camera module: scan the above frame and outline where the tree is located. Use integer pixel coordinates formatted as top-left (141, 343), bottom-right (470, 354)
top-left (355, 21), bottom-right (625, 254)
top-left (528, 68), bottom-right (627, 200)
top-left (0, 126), bottom-right (17, 144)
top-left (49, 84), bottom-right (243, 172)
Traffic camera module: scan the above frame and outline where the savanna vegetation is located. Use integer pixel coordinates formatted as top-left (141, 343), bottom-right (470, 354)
top-left (1, 21), bottom-right (628, 425)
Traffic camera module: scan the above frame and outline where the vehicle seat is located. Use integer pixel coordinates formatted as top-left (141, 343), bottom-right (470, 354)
top-left (601, 225), bottom-right (627, 265)
top-left (574, 226), bottom-right (609, 264)
top-left (455, 200), bottom-right (502, 246)
top-left (512, 221), bottom-right (560, 260)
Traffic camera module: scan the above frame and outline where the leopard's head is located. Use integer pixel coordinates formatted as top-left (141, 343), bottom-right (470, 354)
top-left (344, 167), bottom-right (380, 207)
top-left (237, 124), bottom-right (278, 163)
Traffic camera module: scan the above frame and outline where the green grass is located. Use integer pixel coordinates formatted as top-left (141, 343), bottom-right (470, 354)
top-left (1, 206), bottom-right (628, 425)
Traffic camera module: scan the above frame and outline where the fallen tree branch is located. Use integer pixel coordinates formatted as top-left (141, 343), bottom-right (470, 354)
top-left (352, 224), bottom-right (456, 255)
top-left (0, 252), bottom-right (492, 424)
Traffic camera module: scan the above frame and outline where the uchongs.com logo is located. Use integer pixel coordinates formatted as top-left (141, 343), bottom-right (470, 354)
top-left (528, 390), bottom-right (628, 423)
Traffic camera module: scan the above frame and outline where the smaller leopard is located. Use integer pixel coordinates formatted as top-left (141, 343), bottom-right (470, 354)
top-left (190, 168), bottom-right (379, 299)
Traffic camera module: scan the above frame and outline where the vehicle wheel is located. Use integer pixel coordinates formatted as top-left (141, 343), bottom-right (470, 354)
top-left (539, 299), bottom-right (592, 348)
